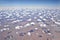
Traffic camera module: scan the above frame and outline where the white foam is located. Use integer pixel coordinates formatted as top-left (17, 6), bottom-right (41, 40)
top-left (40, 24), bottom-right (43, 27)
top-left (27, 32), bottom-right (31, 36)
top-left (4, 25), bottom-right (9, 27)
top-left (19, 26), bottom-right (23, 28)
top-left (12, 20), bottom-right (20, 23)
top-left (51, 18), bottom-right (60, 25)
top-left (24, 23), bottom-right (30, 27)
top-left (3, 28), bottom-right (9, 30)
top-left (30, 22), bottom-right (35, 25)
top-left (48, 33), bottom-right (51, 35)
top-left (37, 19), bottom-right (42, 22)
top-left (16, 32), bottom-right (19, 34)
top-left (39, 16), bottom-right (43, 19)
top-left (43, 24), bottom-right (47, 27)
top-left (55, 22), bottom-right (60, 25)
top-left (43, 18), bottom-right (46, 21)
top-left (27, 18), bottom-right (32, 21)
top-left (39, 13), bottom-right (41, 15)
top-left (5, 16), bottom-right (10, 18)
top-left (40, 24), bottom-right (46, 27)
top-left (15, 26), bottom-right (20, 29)
top-left (12, 21), bottom-right (17, 23)
top-left (34, 17), bottom-right (37, 19)
top-left (42, 30), bottom-right (45, 33)
top-left (34, 28), bottom-right (38, 30)
top-left (0, 28), bottom-right (9, 32)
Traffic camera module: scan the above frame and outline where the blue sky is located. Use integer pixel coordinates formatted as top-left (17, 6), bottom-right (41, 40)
top-left (0, 0), bottom-right (60, 7)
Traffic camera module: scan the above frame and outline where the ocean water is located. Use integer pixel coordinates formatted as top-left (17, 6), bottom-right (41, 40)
top-left (0, 8), bottom-right (60, 40)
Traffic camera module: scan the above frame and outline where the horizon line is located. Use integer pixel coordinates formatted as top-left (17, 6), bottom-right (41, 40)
top-left (0, 6), bottom-right (60, 9)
